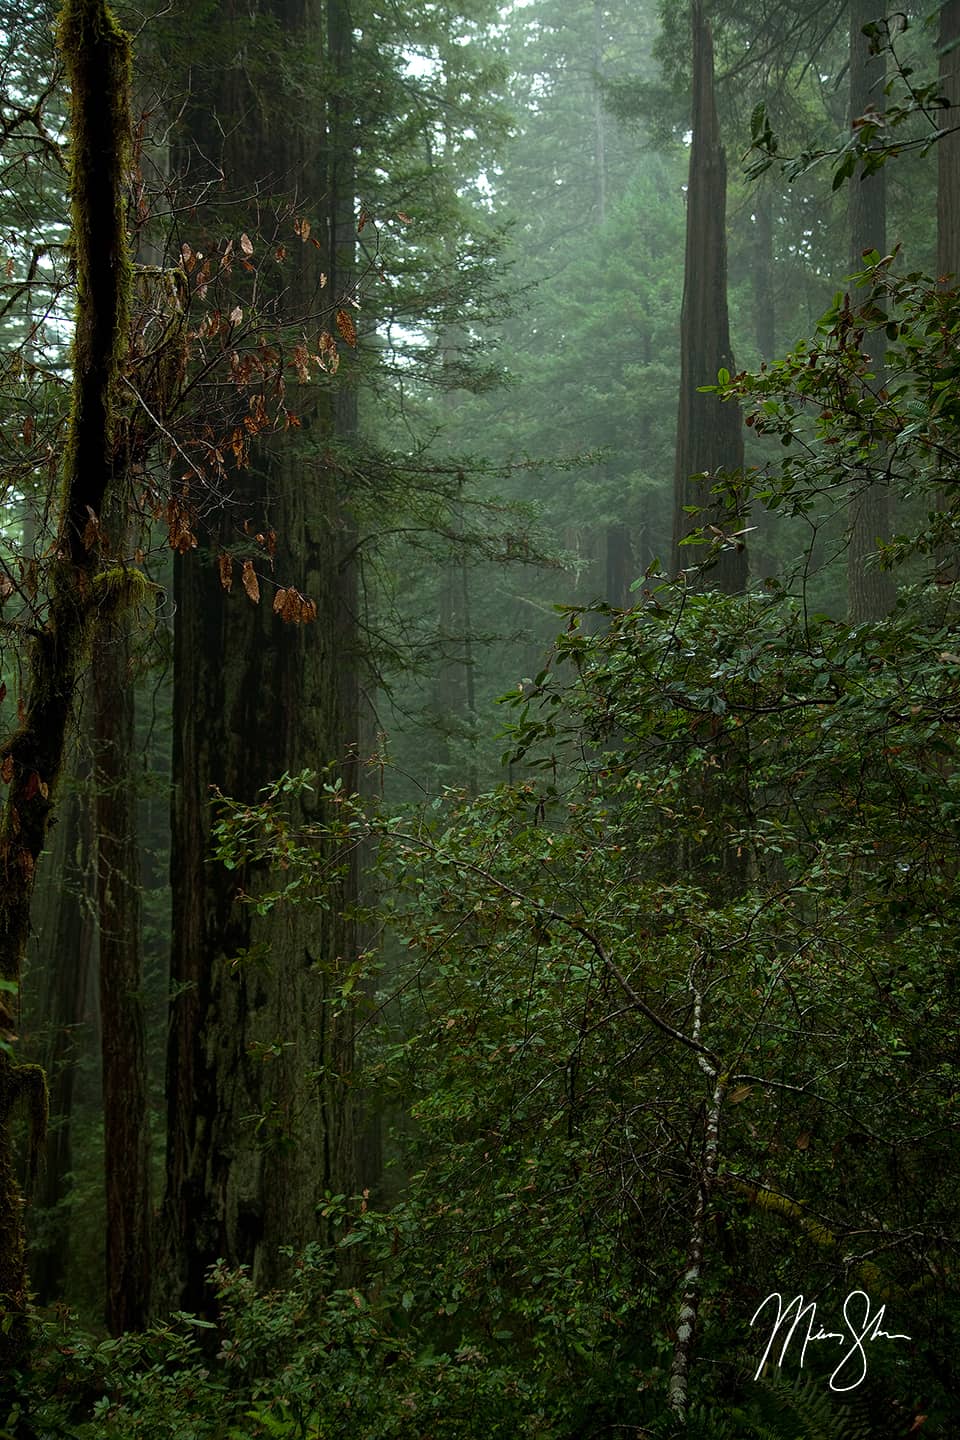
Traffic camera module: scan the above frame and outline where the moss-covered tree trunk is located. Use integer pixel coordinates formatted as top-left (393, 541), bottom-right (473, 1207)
top-left (671, 0), bottom-right (746, 593)
top-left (847, 0), bottom-right (895, 622)
top-left (0, 0), bottom-right (131, 1356)
top-left (160, 0), bottom-right (364, 1316)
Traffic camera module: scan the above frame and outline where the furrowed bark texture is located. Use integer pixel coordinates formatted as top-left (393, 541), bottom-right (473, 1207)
top-left (0, 0), bottom-right (131, 1354)
top-left (672, 0), bottom-right (746, 593)
top-left (94, 596), bottom-right (151, 1333)
top-left (31, 770), bottom-right (95, 1305)
top-left (161, 0), bottom-right (362, 1316)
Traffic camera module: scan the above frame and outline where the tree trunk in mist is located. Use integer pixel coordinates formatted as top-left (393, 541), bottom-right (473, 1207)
top-left (592, 0), bottom-right (607, 226)
top-left (161, 0), bottom-right (363, 1317)
top-left (94, 597), bottom-right (151, 1333)
top-left (847, 0), bottom-right (894, 622)
top-left (749, 180), bottom-right (780, 583)
top-left (606, 520), bottom-right (633, 607)
top-left (940, 1), bottom-right (960, 283)
top-left (672, 0), bottom-right (746, 593)
top-left (753, 181), bottom-right (775, 362)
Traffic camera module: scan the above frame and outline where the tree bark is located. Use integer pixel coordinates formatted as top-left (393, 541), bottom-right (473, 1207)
top-left (0, 0), bottom-right (131, 1356)
top-left (161, 0), bottom-right (363, 1316)
top-left (93, 592), bottom-right (151, 1333)
top-left (672, 0), bottom-right (746, 593)
top-left (30, 765), bottom-right (96, 1306)
top-left (846, 0), bottom-right (895, 622)
top-left (939, 1), bottom-right (960, 283)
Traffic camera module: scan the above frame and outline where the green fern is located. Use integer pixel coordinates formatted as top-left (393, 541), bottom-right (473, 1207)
top-left (732, 1372), bottom-right (875, 1440)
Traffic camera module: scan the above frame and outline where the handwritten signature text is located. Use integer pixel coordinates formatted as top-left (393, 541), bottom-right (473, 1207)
top-left (750, 1290), bottom-right (912, 1392)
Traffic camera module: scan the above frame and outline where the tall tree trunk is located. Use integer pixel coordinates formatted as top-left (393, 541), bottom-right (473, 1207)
top-left (672, 0), bottom-right (746, 593)
top-left (749, 178), bottom-right (780, 583)
top-left (94, 586), bottom-right (151, 1333)
top-left (847, 0), bottom-right (895, 622)
top-left (0, 0), bottom-right (132, 1357)
top-left (939, 0), bottom-right (960, 282)
top-left (30, 763), bottom-right (96, 1306)
top-left (592, 0), bottom-right (607, 225)
top-left (161, 0), bottom-right (363, 1317)
top-left (605, 520), bottom-right (633, 607)
top-left (753, 179), bottom-right (775, 362)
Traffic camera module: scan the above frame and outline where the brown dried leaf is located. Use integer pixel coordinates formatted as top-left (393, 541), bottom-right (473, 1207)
top-left (229, 305), bottom-right (243, 325)
top-left (292, 342), bottom-right (310, 383)
top-left (294, 215), bottom-right (311, 241)
top-left (240, 231), bottom-right (254, 256)
top-left (335, 308), bottom-right (357, 347)
top-left (0, 574), bottom-right (14, 603)
top-left (0, 755), bottom-right (13, 784)
top-left (317, 331), bottom-right (339, 374)
top-left (242, 559), bottom-right (260, 604)
top-left (218, 552), bottom-right (234, 592)
top-left (22, 415), bottom-right (34, 447)
top-left (167, 498), bottom-right (198, 553)
top-left (272, 587), bottom-right (317, 624)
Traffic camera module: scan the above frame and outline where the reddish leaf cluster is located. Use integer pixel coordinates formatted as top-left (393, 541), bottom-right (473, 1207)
top-left (335, 308), bottom-right (357, 347)
top-left (272, 587), bottom-right (318, 624)
top-left (167, 496), bottom-right (198, 553)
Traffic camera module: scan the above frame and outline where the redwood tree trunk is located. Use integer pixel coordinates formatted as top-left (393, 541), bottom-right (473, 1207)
top-left (30, 769), bottom-right (96, 1305)
top-left (161, 0), bottom-right (363, 1316)
top-left (672, 0), bottom-right (746, 593)
top-left (94, 600), bottom-right (151, 1333)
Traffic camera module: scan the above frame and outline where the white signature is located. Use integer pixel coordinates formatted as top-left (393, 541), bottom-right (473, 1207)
top-left (750, 1290), bottom-right (912, 1392)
